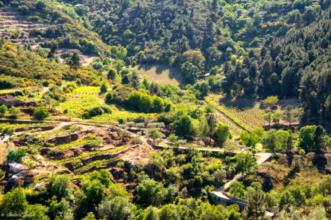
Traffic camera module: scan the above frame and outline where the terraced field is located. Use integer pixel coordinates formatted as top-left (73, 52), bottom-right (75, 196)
top-left (206, 94), bottom-right (265, 136)
top-left (0, 7), bottom-right (96, 66)
top-left (0, 7), bottom-right (50, 46)
top-left (11, 122), bottom-right (153, 180)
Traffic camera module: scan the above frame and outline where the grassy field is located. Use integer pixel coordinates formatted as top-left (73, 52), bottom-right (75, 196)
top-left (206, 94), bottom-right (265, 135)
top-left (58, 86), bottom-right (103, 118)
top-left (132, 64), bottom-right (183, 87)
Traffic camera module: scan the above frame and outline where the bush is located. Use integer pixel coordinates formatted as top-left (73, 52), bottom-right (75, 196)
top-left (107, 68), bottom-right (117, 80)
top-left (105, 92), bottom-right (114, 104)
top-left (0, 188), bottom-right (28, 216)
top-left (174, 115), bottom-right (196, 137)
top-left (0, 104), bottom-right (7, 117)
top-left (8, 107), bottom-right (20, 119)
top-left (0, 80), bottom-right (15, 89)
top-left (100, 83), bottom-right (108, 94)
top-left (214, 123), bottom-right (230, 146)
top-left (82, 106), bottom-right (111, 119)
top-left (125, 91), bottom-right (172, 113)
top-left (33, 107), bottom-right (49, 120)
top-left (7, 149), bottom-right (27, 163)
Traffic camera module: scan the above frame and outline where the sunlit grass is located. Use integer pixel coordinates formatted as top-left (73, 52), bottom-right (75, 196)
top-left (58, 86), bottom-right (103, 118)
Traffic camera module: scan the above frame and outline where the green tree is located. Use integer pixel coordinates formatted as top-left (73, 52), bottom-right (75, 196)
top-left (214, 123), bottom-right (230, 147)
top-left (262, 129), bottom-right (291, 153)
top-left (33, 107), bottom-right (49, 120)
top-left (48, 175), bottom-right (71, 199)
top-left (193, 81), bottom-right (210, 99)
top-left (234, 153), bottom-right (257, 175)
top-left (198, 203), bottom-right (228, 220)
top-left (159, 204), bottom-right (178, 220)
top-left (7, 148), bottom-right (27, 163)
top-left (272, 112), bottom-right (281, 125)
top-left (9, 107), bottom-right (20, 119)
top-left (148, 128), bottom-right (163, 140)
top-left (319, 176), bottom-right (331, 196)
top-left (174, 115), bottom-right (196, 138)
top-left (142, 207), bottom-right (159, 220)
top-left (181, 62), bottom-right (199, 84)
top-left (82, 212), bottom-right (96, 220)
top-left (83, 180), bottom-right (105, 209)
top-left (105, 92), bottom-right (113, 104)
top-left (0, 188), bottom-right (28, 216)
top-left (240, 129), bottom-right (263, 148)
top-left (243, 188), bottom-right (267, 220)
top-left (0, 104), bottom-right (7, 117)
top-left (298, 125), bottom-right (325, 152)
top-left (66, 52), bottom-right (81, 69)
top-left (48, 198), bottom-right (73, 220)
top-left (89, 169), bottom-right (112, 187)
top-left (100, 83), bottom-right (108, 94)
top-left (23, 204), bottom-right (49, 220)
top-left (107, 68), bottom-right (118, 80)
top-left (262, 96), bottom-right (279, 109)
top-left (98, 196), bottom-right (135, 220)
top-left (229, 181), bottom-right (245, 199)
top-left (263, 112), bottom-right (272, 127)
top-left (135, 178), bottom-right (166, 207)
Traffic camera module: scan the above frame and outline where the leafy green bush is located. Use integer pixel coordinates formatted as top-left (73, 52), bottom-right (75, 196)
top-left (125, 91), bottom-right (172, 113)
top-left (7, 149), bottom-right (27, 163)
top-left (82, 106), bottom-right (111, 119)
top-left (0, 104), bottom-right (7, 117)
top-left (33, 107), bottom-right (49, 120)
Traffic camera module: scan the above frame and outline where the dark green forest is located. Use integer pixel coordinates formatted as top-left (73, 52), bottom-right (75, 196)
top-left (60, 0), bottom-right (331, 122)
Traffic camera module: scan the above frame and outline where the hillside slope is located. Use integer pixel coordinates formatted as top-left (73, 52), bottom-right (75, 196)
top-left (62, 0), bottom-right (329, 72)
top-left (0, 0), bottom-right (108, 57)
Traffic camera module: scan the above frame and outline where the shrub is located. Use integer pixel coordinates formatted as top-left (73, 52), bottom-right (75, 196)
top-left (148, 128), bottom-right (164, 140)
top-left (7, 149), bottom-right (27, 163)
top-left (105, 92), bottom-right (114, 104)
top-left (100, 83), bottom-right (108, 94)
top-left (8, 107), bottom-right (20, 119)
top-left (262, 96), bottom-right (279, 109)
top-left (125, 91), bottom-right (172, 113)
top-left (174, 115), bottom-right (196, 137)
top-left (82, 106), bottom-right (111, 119)
top-left (0, 188), bottom-right (28, 216)
top-left (0, 80), bottom-right (15, 89)
top-left (33, 107), bottom-right (49, 120)
top-left (214, 123), bottom-right (230, 146)
top-left (0, 104), bottom-right (7, 117)
top-left (107, 68), bottom-right (118, 80)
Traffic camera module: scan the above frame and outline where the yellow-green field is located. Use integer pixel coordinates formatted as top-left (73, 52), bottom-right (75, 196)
top-left (58, 86), bottom-right (103, 118)
top-left (132, 64), bottom-right (183, 87)
top-left (58, 86), bottom-right (157, 123)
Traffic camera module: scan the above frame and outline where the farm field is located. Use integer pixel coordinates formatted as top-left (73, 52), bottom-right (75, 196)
top-left (132, 64), bottom-right (183, 87)
top-left (58, 86), bottom-right (103, 118)
top-left (206, 94), bottom-right (265, 133)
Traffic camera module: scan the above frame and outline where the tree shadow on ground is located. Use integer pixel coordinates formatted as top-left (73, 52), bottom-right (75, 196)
top-left (219, 96), bottom-right (257, 110)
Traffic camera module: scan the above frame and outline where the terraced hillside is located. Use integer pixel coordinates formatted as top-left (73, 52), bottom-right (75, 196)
top-left (0, 1), bottom-right (109, 65)
top-left (9, 122), bottom-right (153, 184)
top-left (0, 7), bottom-right (50, 46)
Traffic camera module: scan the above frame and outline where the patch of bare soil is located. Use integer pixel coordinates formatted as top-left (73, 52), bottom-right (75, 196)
top-left (56, 49), bottom-right (97, 66)
top-left (118, 144), bottom-right (152, 165)
top-left (0, 142), bottom-right (8, 164)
